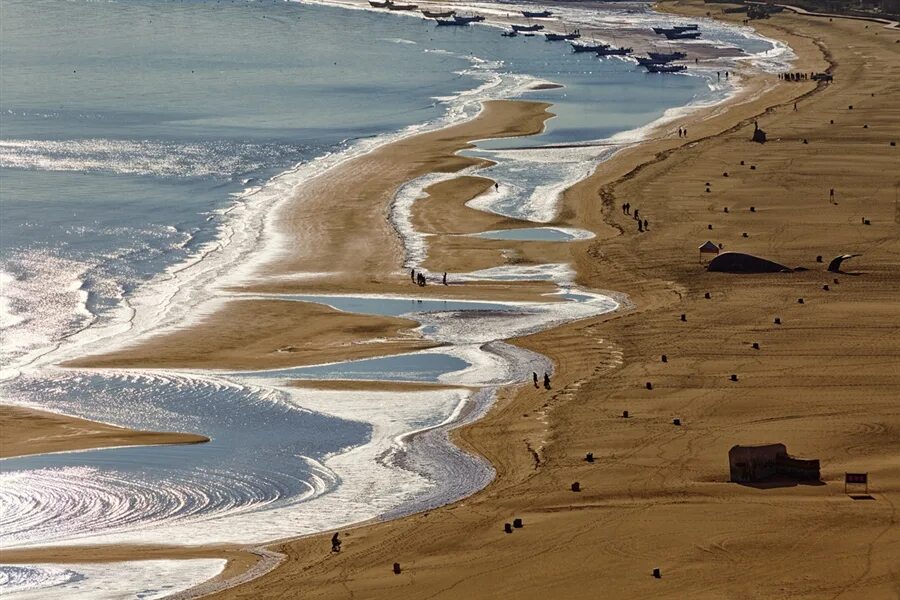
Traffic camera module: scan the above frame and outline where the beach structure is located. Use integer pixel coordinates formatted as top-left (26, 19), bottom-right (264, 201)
top-left (827, 253), bottom-right (861, 272)
top-left (707, 252), bottom-right (792, 273)
top-left (729, 444), bottom-right (821, 483)
top-left (699, 240), bottom-right (720, 262)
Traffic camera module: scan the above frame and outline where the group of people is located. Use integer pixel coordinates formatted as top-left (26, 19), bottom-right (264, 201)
top-left (410, 269), bottom-right (448, 286)
top-left (533, 371), bottom-right (551, 390)
top-left (621, 203), bottom-right (649, 232)
top-left (780, 71), bottom-right (811, 82)
top-left (677, 126), bottom-right (689, 138)
top-left (716, 71), bottom-right (729, 81)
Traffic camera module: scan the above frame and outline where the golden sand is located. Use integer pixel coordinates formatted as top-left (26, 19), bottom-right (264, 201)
top-left (65, 299), bottom-right (435, 371)
top-left (0, 405), bottom-right (207, 459)
top-left (193, 5), bottom-right (900, 599)
top-left (6, 7), bottom-right (899, 599)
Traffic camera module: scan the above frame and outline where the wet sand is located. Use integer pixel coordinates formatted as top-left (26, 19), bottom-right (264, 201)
top-left (249, 99), bottom-right (554, 290)
top-left (65, 299), bottom-right (435, 371)
top-left (193, 4), bottom-right (900, 599)
top-left (0, 405), bottom-right (207, 459)
top-left (7, 5), bottom-right (899, 598)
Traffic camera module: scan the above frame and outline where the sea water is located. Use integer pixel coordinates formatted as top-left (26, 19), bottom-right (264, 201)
top-left (0, 0), bottom-right (785, 596)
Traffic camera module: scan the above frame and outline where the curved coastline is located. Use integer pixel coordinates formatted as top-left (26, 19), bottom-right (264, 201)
top-left (185, 2), bottom-right (900, 599)
top-left (0, 1), bottom-right (846, 598)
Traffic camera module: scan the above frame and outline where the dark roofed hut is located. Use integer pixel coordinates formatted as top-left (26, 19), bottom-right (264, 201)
top-left (729, 444), bottom-right (820, 483)
top-left (729, 444), bottom-right (785, 482)
top-left (707, 252), bottom-right (792, 273)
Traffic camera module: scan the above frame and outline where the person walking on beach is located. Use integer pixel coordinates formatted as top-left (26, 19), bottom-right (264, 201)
top-left (677, 127), bottom-right (683, 138)
top-left (494, 182), bottom-right (499, 192)
top-left (624, 202), bottom-right (630, 214)
top-left (682, 128), bottom-right (687, 138)
top-left (638, 220), bottom-right (643, 232)
top-left (533, 372), bottom-right (539, 388)
top-left (633, 208), bottom-right (639, 221)
top-left (331, 532), bottom-right (342, 553)
top-left (442, 272), bottom-right (447, 286)
top-left (410, 268), bottom-right (416, 283)
top-left (794, 102), bottom-right (798, 111)
top-left (543, 372), bottom-right (551, 390)
top-left (643, 219), bottom-right (648, 231)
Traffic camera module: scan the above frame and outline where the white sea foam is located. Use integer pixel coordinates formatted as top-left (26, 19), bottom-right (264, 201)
top-left (0, 1), bottom-right (792, 593)
top-left (0, 560), bottom-right (225, 599)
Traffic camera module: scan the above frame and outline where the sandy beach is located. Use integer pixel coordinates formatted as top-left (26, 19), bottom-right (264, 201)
top-left (0, 405), bottom-right (207, 459)
top-left (4, 2), bottom-right (899, 598)
top-left (190, 4), bottom-right (896, 598)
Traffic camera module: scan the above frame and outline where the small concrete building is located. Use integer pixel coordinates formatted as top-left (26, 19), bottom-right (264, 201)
top-left (729, 444), bottom-right (820, 483)
top-left (729, 443), bottom-right (784, 482)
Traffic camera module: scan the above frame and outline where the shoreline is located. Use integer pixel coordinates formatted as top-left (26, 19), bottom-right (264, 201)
top-left (6, 2), bottom-right (897, 598)
top-left (192, 2), bottom-right (899, 598)
top-left (1, 0), bottom-right (776, 458)
top-left (3, 0), bottom-right (795, 578)
top-left (0, 405), bottom-right (207, 460)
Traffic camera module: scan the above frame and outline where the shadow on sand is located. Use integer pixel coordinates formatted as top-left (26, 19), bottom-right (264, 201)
top-left (734, 476), bottom-right (827, 490)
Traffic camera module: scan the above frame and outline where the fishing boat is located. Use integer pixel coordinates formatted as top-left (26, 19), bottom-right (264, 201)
top-left (522, 9), bottom-right (552, 17)
top-left (648, 50), bottom-right (687, 61)
top-left (512, 23), bottom-right (544, 32)
top-left (453, 14), bottom-right (485, 23)
top-left (663, 30), bottom-right (701, 40)
top-left (545, 30), bottom-right (580, 41)
top-left (571, 41), bottom-right (610, 52)
top-left (645, 63), bottom-right (687, 73)
top-left (652, 24), bottom-right (698, 34)
top-left (435, 18), bottom-right (468, 26)
top-left (501, 30), bottom-right (519, 37)
top-left (596, 45), bottom-right (632, 56)
top-left (636, 56), bottom-right (668, 66)
top-left (422, 8), bottom-right (454, 18)
top-left (387, 2), bottom-right (418, 10)
top-left (369, 0), bottom-right (390, 7)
